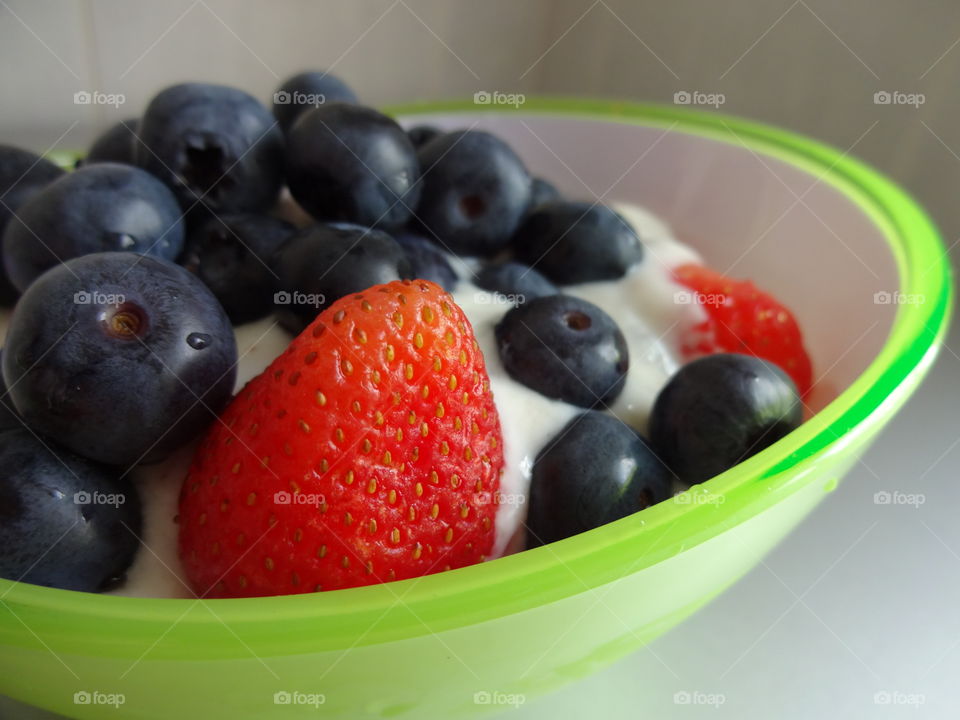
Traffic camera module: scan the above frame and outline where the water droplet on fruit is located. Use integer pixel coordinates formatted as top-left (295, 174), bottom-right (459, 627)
top-left (187, 332), bottom-right (212, 350)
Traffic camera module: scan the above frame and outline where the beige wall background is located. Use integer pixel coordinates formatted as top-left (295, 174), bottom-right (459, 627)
top-left (2, 0), bottom-right (959, 248)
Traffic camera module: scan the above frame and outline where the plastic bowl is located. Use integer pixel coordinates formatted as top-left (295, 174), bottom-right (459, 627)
top-left (0, 99), bottom-right (951, 719)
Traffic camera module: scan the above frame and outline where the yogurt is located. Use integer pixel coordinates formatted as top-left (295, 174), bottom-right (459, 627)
top-left (99, 202), bottom-right (701, 598)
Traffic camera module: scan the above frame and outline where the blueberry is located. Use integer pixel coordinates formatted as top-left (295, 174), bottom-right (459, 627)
top-left (181, 213), bottom-right (294, 324)
top-left (137, 83), bottom-right (284, 213)
top-left (285, 103), bottom-right (420, 231)
top-left (84, 118), bottom-right (139, 166)
top-left (394, 231), bottom-right (458, 291)
top-left (2, 163), bottom-right (185, 293)
top-left (0, 428), bottom-right (142, 592)
top-left (529, 176), bottom-right (561, 208)
top-left (272, 71), bottom-right (358, 133)
top-left (406, 124), bottom-right (441, 149)
top-left (526, 411), bottom-right (671, 546)
top-left (0, 145), bottom-right (65, 303)
top-left (415, 130), bottom-right (531, 256)
top-left (0, 145), bottom-right (65, 221)
top-left (274, 223), bottom-right (411, 334)
top-left (0, 351), bottom-right (20, 432)
top-left (513, 201), bottom-right (643, 284)
top-left (475, 261), bottom-right (558, 301)
top-left (649, 354), bottom-right (802, 485)
top-left (495, 294), bottom-right (628, 408)
top-left (2, 252), bottom-right (237, 467)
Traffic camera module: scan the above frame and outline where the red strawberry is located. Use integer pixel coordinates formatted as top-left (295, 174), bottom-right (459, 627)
top-left (178, 279), bottom-right (503, 597)
top-left (673, 264), bottom-right (813, 397)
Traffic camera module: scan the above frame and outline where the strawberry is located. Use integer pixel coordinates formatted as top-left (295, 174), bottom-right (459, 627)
top-left (673, 264), bottom-right (813, 397)
top-left (178, 279), bottom-right (504, 597)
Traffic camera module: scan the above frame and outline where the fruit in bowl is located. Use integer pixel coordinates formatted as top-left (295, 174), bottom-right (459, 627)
top-left (0, 81), bottom-right (948, 720)
top-left (179, 279), bottom-right (505, 596)
top-left (0, 76), bottom-right (812, 601)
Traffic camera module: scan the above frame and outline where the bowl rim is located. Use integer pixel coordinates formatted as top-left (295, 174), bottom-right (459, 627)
top-left (0, 98), bottom-right (952, 657)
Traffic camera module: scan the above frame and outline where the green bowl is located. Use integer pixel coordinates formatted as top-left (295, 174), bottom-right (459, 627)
top-left (0, 99), bottom-right (951, 719)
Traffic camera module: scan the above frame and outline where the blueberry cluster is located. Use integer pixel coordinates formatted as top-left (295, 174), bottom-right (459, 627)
top-left (526, 354), bottom-right (803, 545)
top-left (0, 70), bottom-right (803, 591)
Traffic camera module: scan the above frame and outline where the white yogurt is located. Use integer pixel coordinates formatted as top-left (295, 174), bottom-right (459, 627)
top-left (101, 202), bottom-right (700, 597)
top-left (119, 319), bottom-right (293, 598)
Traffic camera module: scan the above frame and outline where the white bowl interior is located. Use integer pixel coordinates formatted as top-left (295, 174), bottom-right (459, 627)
top-left (401, 112), bottom-right (901, 411)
